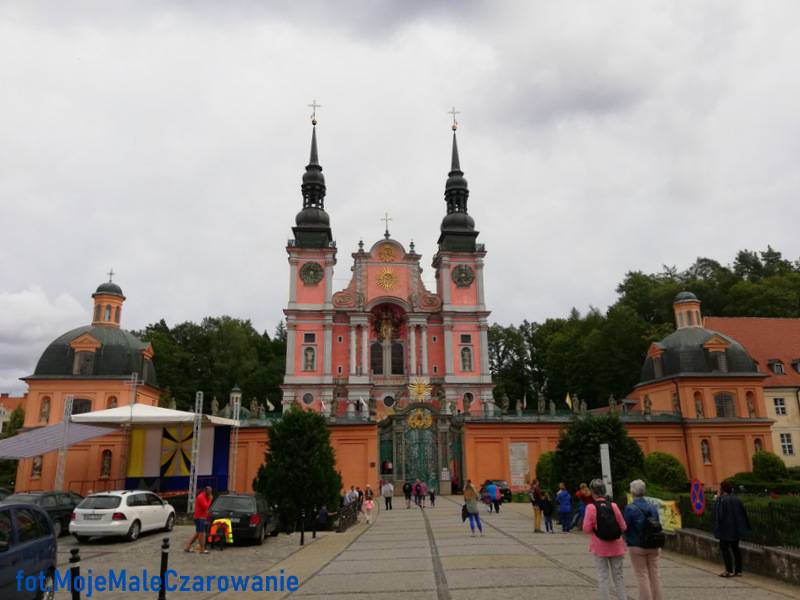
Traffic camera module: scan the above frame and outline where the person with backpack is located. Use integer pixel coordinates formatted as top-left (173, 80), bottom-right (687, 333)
top-left (582, 479), bottom-right (627, 600)
top-left (529, 479), bottom-right (543, 532)
top-left (463, 480), bottom-right (484, 537)
top-left (713, 479), bottom-right (750, 577)
top-left (540, 491), bottom-right (555, 533)
top-left (555, 482), bottom-right (572, 532)
top-left (402, 481), bottom-right (413, 509)
top-left (623, 479), bottom-right (664, 600)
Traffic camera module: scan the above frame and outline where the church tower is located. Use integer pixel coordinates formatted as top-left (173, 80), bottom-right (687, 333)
top-left (432, 117), bottom-right (494, 416)
top-left (282, 111), bottom-right (337, 412)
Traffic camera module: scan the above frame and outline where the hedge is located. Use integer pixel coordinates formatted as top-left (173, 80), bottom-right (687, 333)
top-left (643, 451), bottom-right (687, 492)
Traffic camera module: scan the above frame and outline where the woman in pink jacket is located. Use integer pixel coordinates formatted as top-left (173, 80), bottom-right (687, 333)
top-left (582, 479), bottom-right (627, 600)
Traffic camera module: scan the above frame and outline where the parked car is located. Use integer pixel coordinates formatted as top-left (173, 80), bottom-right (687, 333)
top-left (4, 491), bottom-right (83, 538)
top-left (69, 490), bottom-right (175, 543)
top-left (481, 480), bottom-right (513, 503)
top-left (0, 501), bottom-right (58, 600)
top-left (207, 492), bottom-right (279, 545)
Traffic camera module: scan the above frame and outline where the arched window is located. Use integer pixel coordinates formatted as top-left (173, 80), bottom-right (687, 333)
top-left (391, 342), bottom-right (404, 375)
top-left (687, 311), bottom-right (694, 326)
top-left (754, 438), bottom-right (763, 453)
top-left (71, 398), bottom-right (92, 415)
top-left (114, 306), bottom-right (120, 323)
top-left (100, 449), bottom-right (112, 478)
top-left (714, 392), bottom-right (737, 418)
top-left (39, 397), bottom-right (51, 423)
top-left (104, 304), bottom-right (112, 321)
top-left (107, 396), bottom-right (118, 409)
top-left (370, 342), bottom-right (383, 375)
top-left (460, 347), bottom-right (473, 372)
top-left (303, 347), bottom-right (316, 371)
top-left (701, 439), bottom-right (712, 464)
top-left (302, 393), bottom-right (314, 405)
top-left (94, 304), bottom-right (102, 321)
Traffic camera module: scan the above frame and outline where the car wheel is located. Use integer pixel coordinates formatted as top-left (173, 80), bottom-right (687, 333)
top-left (126, 520), bottom-right (141, 542)
top-left (164, 514), bottom-right (175, 532)
top-left (74, 534), bottom-right (90, 543)
top-left (35, 569), bottom-right (55, 600)
top-left (255, 524), bottom-right (264, 545)
top-left (52, 520), bottom-right (62, 538)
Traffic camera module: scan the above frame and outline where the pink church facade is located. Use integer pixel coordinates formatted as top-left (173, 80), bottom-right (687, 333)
top-left (281, 120), bottom-right (494, 422)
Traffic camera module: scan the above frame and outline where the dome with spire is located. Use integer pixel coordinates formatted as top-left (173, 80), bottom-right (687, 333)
top-left (292, 123), bottom-right (333, 248)
top-left (438, 126), bottom-right (479, 252)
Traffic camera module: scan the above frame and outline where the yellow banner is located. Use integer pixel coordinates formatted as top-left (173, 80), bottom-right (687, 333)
top-left (626, 494), bottom-right (682, 532)
top-left (127, 428), bottom-right (145, 477)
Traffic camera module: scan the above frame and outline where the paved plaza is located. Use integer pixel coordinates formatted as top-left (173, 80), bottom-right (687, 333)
top-left (50, 498), bottom-right (798, 599)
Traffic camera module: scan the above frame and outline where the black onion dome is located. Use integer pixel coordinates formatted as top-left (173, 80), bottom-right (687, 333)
top-left (639, 327), bottom-right (758, 384)
top-left (295, 206), bottom-right (330, 227)
top-left (440, 211), bottom-right (475, 231)
top-left (30, 325), bottom-right (158, 387)
top-left (93, 282), bottom-right (124, 297)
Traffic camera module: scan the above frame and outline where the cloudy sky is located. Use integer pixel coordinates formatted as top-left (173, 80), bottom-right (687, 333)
top-left (1, 1), bottom-right (799, 392)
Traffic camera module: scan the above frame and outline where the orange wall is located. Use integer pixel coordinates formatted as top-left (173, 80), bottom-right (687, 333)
top-left (632, 377), bottom-right (766, 420)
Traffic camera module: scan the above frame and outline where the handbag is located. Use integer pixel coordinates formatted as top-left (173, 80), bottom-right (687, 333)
top-left (461, 504), bottom-right (468, 522)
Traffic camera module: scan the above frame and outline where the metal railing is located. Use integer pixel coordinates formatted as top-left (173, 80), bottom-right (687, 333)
top-left (336, 501), bottom-right (358, 533)
top-left (677, 496), bottom-right (800, 550)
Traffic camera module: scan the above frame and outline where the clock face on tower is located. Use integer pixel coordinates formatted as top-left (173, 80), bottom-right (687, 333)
top-left (300, 262), bottom-right (324, 285)
top-left (451, 264), bottom-right (475, 288)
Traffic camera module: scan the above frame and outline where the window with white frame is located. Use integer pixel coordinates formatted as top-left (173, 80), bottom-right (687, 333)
top-left (774, 397), bottom-right (787, 416)
top-left (303, 333), bottom-right (316, 343)
top-left (771, 361), bottom-right (785, 375)
top-left (780, 433), bottom-right (794, 456)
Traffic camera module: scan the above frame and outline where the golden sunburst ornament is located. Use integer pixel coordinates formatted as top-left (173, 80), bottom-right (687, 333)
top-left (408, 377), bottom-right (432, 402)
top-left (378, 244), bottom-right (396, 262)
top-left (376, 267), bottom-right (397, 290)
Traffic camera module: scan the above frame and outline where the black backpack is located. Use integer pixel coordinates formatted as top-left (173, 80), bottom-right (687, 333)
top-left (593, 499), bottom-right (622, 541)
top-left (634, 503), bottom-right (665, 549)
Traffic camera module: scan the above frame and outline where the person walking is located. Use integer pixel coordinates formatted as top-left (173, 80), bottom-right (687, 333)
top-left (428, 487), bottom-right (436, 508)
top-left (420, 480), bottom-right (428, 508)
top-left (414, 479), bottom-right (422, 507)
top-left (540, 492), bottom-right (555, 533)
top-left (582, 479), bottom-right (627, 600)
top-left (486, 480), bottom-right (500, 514)
top-left (574, 482), bottom-right (593, 529)
top-left (714, 479), bottom-right (750, 577)
top-left (364, 494), bottom-right (375, 524)
top-left (555, 482), bottom-right (572, 532)
top-left (624, 480), bottom-right (663, 600)
top-left (529, 479), bottom-right (543, 532)
top-left (184, 485), bottom-right (213, 554)
top-left (403, 480), bottom-right (413, 509)
top-left (463, 480), bottom-right (484, 537)
top-left (381, 481), bottom-right (394, 510)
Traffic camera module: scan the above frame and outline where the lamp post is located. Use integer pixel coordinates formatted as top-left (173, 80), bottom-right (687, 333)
top-left (228, 387), bottom-right (242, 493)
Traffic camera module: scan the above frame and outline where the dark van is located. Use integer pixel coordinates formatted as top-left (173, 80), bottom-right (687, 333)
top-left (0, 501), bottom-right (58, 599)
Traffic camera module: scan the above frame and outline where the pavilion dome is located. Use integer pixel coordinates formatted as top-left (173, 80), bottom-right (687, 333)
top-left (93, 281), bottom-right (124, 297)
top-left (30, 325), bottom-right (158, 387)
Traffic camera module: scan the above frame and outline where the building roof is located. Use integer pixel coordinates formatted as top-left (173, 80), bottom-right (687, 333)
top-left (27, 325), bottom-right (158, 387)
top-left (93, 282), bottom-right (124, 297)
top-left (704, 317), bottom-right (800, 387)
top-left (638, 325), bottom-right (760, 384)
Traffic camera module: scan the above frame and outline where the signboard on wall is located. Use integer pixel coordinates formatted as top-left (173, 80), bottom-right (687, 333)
top-left (509, 442), bottom-right (529, 487)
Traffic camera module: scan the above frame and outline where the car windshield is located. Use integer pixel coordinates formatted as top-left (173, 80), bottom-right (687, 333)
top-left (5, 494), bottom-right (41, 504)
top-left (212, 496), bottom-right (255, 512)
top-left (78, 496), bottom-right (121, 510)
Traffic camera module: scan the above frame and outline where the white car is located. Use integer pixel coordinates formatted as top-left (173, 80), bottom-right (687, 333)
top-left (69, 490), bottom-right (176, 542)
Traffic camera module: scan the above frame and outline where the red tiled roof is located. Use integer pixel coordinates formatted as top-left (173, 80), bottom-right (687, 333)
top-left (704, 317), bottom-right (800, 387)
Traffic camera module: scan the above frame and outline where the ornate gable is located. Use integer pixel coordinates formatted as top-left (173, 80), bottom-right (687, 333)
top-left (69, 332), bottom-right (102, 352)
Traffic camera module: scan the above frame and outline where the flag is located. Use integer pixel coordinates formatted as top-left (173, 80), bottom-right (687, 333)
top-left (565, 393), bottom-right (573, 410)
top-left (320, 400), bottom-right (327, 414)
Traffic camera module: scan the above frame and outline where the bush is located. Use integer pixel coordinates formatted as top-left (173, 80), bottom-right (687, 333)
top-left (752, 451), bottom-right (789, 481)
top-left (536, 451), bottom-right (555, 491)
top-left (788, 466), bottom-right (800, 480)
top-left (725, 475), bottom-right (800, 495)
top-left (643, 451), bottom-right (688, 492)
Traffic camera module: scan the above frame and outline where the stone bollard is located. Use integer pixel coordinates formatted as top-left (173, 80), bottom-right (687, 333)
top-left (69, 547), bottom-right (81, 600)
top-left (159, 537), bottom-right (170, 600)
top-left (300, 510), bottom-right (306, 546)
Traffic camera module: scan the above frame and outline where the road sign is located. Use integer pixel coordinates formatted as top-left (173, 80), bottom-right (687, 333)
top-left (690, 479), bottom-right (705, 515)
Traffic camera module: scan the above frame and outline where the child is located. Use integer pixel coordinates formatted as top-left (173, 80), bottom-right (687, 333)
top-left (429, 488), bottom-right (436, 508)
top-left (364, 498), bottom-right (375, 523)
top-left (540, 492), bottom-right (555, 533)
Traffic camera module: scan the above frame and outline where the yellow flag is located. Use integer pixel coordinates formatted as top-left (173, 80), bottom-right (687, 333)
top-left (565, 393), bottom-right (573, 410)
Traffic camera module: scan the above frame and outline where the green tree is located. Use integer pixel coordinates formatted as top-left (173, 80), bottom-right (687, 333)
top-left (253, 407), bottom-right (342, 530)
top-left (551, 414), bottom-right (644, 502)
top-left (535, 451), bottom-right (556, 491)
top-left (643, 451), bottom-right (688, 491)
top-left (751, 451), bottom-right (789, 481)
top-left (0, 407), bottom-right (25, 489)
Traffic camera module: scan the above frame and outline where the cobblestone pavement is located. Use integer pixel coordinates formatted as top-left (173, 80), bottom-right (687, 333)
top-left (47, 501), bottom-right (799, 599)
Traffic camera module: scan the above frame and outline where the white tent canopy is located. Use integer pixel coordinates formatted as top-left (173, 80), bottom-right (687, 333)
top-left (70, 404), bottom-right (239, 427)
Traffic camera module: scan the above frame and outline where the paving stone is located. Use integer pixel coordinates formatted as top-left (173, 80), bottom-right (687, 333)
top-left (446, 566), bottom-right (591, 589)
top-left (321, 557), bottom-right (433, 574)
top-left (297, 571), bottom-right (436, 594)
top-left (440, 554), bottom-right (552, 569)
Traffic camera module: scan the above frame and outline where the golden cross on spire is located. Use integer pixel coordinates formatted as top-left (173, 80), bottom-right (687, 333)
top-left (107, 268), bottom-right (115, 282)
top-left (448, 106), bottom-right (460, 131)
top-left (381, 212), bottom-right (393, 239)
top-left (308, 99), bottom-right (321, 125)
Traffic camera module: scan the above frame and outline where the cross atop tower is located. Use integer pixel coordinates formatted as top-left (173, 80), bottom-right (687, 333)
top-left (308, 99), bottom-right (321, 125)
top-left (381, 212), bottom-right (393, 239)
top-left (448, 106), bottom-right (460, 131)
top-left (107, 268), bottom-right (115, 283)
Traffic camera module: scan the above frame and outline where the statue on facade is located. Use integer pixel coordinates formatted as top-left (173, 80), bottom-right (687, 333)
top-left (258, 404), bottom-right (267, 419)
top-left (695, 396), bottom-right (704, 418)
top-left (211, 396), bottom-right (219, 416)
top-left (537, 392), bottom-right (546, 415)
top-left (450, 398), bottom-right (458, 415)
top-left (221, 402), bottom-right (232, 418)
top-left (747, 395), bottom-right (756, 418)
top-left (266, 397), bottom-right (276, 412)
top-left (168, 397), bottom-right (177, 410)
top-left (549, 399), bottom-right (556, 416)
top-left (515, 399), bottom-right (523, 416)
top-left (572, 393), bottom-right (580, 413)
top-left (250, 398), bottom-right (259, 417)
top-left (608, 394), bottom-right (617, 414)
top-left (671, 393), bottom-right (681, 416)
top-left (39, 397), bottom-right (50, 423)
top-left (580, 399), bottom-right (588, 414)
top-left (643, 395), bottom-right (652, 417)
top-left (330, 396), bottom-right (338, 418)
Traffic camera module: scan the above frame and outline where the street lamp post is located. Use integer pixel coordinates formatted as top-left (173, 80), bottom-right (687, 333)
top-left (228, 387), bottom-right (242, 492)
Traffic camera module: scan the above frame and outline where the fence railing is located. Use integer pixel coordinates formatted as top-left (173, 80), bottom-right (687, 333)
top-left (677, 496), bottom-right (800, 550)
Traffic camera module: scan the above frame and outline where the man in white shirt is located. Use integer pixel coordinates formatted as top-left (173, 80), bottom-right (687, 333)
top-left (381, 481), bottom-right (394, 510)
